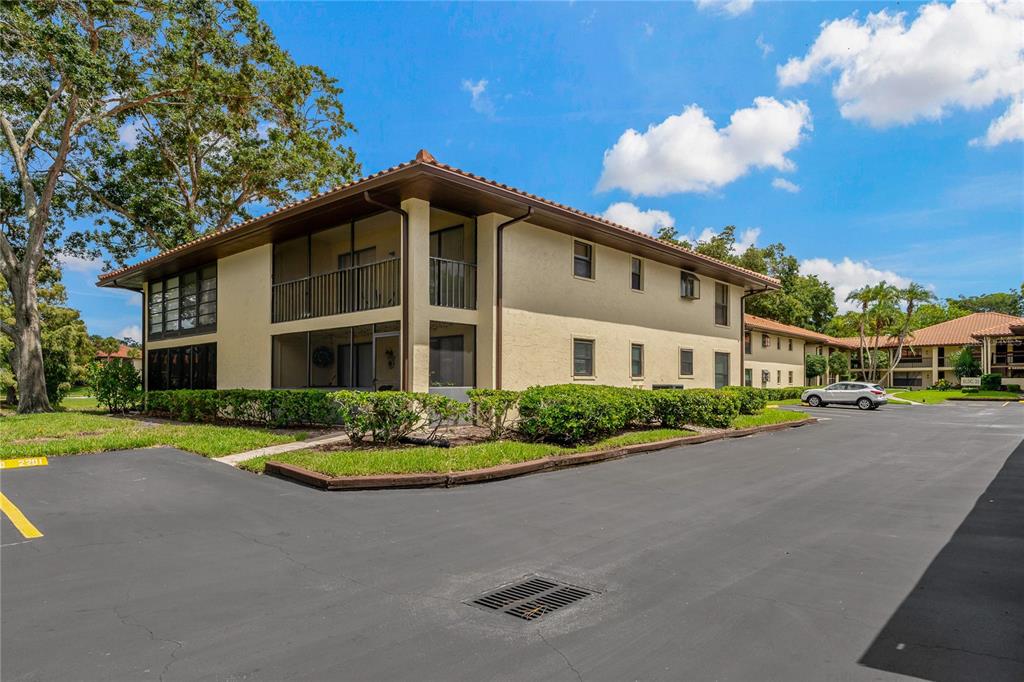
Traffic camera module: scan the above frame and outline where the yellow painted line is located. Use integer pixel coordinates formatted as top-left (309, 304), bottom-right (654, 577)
top-left (0, 457), bottom-right (49, 469)
top-left (0, 492), bottom-right (43, 539)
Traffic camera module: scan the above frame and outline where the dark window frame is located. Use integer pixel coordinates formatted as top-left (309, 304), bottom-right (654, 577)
top-left (573, 338), bottom-right (595, 377)
top-left (714, 283), bottom-right (729, 326)
top-left (679, 348), bottom-right (694, 376)
top-left (630, 257), bottom-right (643, 291)
top-left (147, 343), bottom-right (217, 391)
top-left (762, 333), bottom-right (770, 348)
top-left (147, 264), bottom-right (217, 341)
top-left (630, 343), bottom-right (644, 379)
top-left (681, 272), bottom-right (700, 299)
top-left (573, 240), bottom-right (594, 279)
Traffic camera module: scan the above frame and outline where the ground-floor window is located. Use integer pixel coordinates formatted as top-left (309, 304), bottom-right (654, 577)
top-left (573, 338), bottom-right (595, 377)
top-left (630, 343), bottom-right (644, 379)
top-left (680, 349), bottom-right (694, 376)
top-left (272, 321), bottom-right (400, 390)
top-left (744, 368), bottom-right (752, 386)
top-left (760, 369), bottom-right (769, 387)
top-left (788, 370), bottom-right (794, 384)
top-left (147, 343), bottom-right (216, 391)
top-left (714, 352), bottom-right (730, 389)
top-left (429, 322), bottom-right (476, 388)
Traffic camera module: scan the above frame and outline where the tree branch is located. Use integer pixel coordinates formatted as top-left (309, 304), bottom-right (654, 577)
top-left (0, 115), bottom-right (38, 221)
top-left (21, 83), bottom-right (67, 153)
top-left (71, 89), bottom-right (185, 136)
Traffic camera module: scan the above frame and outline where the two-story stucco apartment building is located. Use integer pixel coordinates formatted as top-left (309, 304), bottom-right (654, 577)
top-left (742, 314), bottom-right (839, 388)
top-left (97, 151), bottom-right (780, 397)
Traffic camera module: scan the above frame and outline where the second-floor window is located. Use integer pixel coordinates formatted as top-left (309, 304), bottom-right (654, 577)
top-left (789, 338), bottom-right (793, 351)
top-left (681, 272), bottom-right (700, 299)
top-left (777, 337), bottom-right (781, 350)
top-left (715, 283), bottom-right (729, 325)
top-left (744, 332), bottom-right (751, 354)
top-left (630, 257), bottom-right (643, 291)
top-left (148, 265), bottom-right (217, 340)
top-left (762, 333), bottom-right (770, 348)
top-left (573, 241), bottom-right (593, 279)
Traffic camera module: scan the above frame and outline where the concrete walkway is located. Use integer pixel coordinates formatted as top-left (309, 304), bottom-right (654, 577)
top-left (213, 432), bottom-right (349, 466)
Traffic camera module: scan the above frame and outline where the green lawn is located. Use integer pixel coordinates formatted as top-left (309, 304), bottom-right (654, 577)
top-left (732, 408), bottom-right (809, 429)
top-left (240, 427), bottom-right (698, 476)
top-left (767, 398), bottom-right (804, 406)
top-left (888, 389), bottom-right (1021, 404)
top-left (0, 411), bottom-right (307, 459)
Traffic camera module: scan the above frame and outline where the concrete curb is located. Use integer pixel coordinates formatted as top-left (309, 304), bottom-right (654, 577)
top-left (214, 432), bottom-right (350, 466)
top-left (262, 416), bottom-right (817, 491)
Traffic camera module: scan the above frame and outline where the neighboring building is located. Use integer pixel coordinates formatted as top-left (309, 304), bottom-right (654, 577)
top-left (97, 150), bottom-right (779, 396)
top-left (742, 314), bottom-right (840, 388)
top-left (95, 344), bottom-right (143, 373)
top-left (841, 312), bottom-right (1024, 389)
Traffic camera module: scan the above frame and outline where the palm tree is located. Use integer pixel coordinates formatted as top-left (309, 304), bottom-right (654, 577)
top-left (883, 282), bottom-right (935, 385)
top-left (846, 285), bottom-right (874, 381)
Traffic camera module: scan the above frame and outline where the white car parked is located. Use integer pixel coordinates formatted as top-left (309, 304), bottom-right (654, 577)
top-left (801, 382), bottom-right (888, 410)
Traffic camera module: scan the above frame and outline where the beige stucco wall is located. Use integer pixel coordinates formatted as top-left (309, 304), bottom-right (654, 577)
top-left (745, 332), bottom-right (806, 387)
top-left (498, 222), bottom-right (742, 389)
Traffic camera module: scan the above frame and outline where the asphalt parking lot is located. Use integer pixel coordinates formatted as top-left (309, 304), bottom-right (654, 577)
top-left (2, 402), bottom-right (1023, 681)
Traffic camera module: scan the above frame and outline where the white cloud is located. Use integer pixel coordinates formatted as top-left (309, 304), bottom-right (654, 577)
top-left (642, 21), bottom-right (655, 37)
top-left (602, 202), bottom-right (675, 235)
top-left (692, 226), bottom-right (761, 254)
top-left (117, 120), bottom-right (142, 149)
top-left (117, 325), bottom-right (142, 343)
top-left (771, 177), bottom-right (800, 193)
top-left (800, 257), bottom-right (912, 313)
top-left (598, 97), bottom-right (811, 196)
top-left (971, 96), bottom-right (1024, 147)
top-left (755, 33), bottom-right (774, 58)
top-left (777, 0), bottom-right (1024, 144)
top-left (461, 78), bottom-right (495, 117)
top-left (695, 0), bottom-right (754, 18)
top-left (57, 253), bottom-right (102, 275)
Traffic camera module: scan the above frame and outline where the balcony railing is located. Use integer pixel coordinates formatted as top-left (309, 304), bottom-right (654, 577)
top-left (429, 257), bottom-right (477, 309)
top-left (992, 353), bottom-right (1024, 366)
top-left (897, 355), bottom-right (929, 366)
top-left (272, 258), bottom-right (400, 323)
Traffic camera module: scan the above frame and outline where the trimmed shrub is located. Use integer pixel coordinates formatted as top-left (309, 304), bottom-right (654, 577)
top-left (330, 391), bottom-right (466, 445)
top-left (980, 373), bottom-right (1003, 391)
top-left (467, 389), bottom-right (521, 439)
top-left (88, 361), bottom-right (142, 414)
top-left (516, 384), bottom-right (644, 445)
top-left (652, 389), bottom-right (739, 429)
top-left (722, 386), bottom-right (769, 414)
top-left (145, 389), bottom-right (340, 427)
top-left (932, 378), bottom-right (954, 391)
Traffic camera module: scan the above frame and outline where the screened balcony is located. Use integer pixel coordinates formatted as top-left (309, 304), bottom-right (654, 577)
top-left (272, 213), bottom-right (401, 324)
top-left (428, 221), bottom-right (477, 310)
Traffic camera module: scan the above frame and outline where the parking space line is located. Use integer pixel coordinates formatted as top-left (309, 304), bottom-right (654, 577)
top-left (0, 457), bottom-right (49, 470)
top-left (0, 492), bottom-right (43, 539)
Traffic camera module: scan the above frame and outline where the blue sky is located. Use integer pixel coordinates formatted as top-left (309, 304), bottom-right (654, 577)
top-left (67, 0), bottom-right (1024, 340)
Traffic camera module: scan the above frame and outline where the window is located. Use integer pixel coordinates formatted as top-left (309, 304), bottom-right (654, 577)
top-left (788, 370), bottom-right (794, 385)
top-left (679, 349), bottom-right (694, 376)
top-left (429, 225), bottom-right (465, 261)
top-left (573, 339), bottom-right (595, 377)
top-left (573, 241), bottom-right (593, 279)
top-left (714, 283), bottom-right (729, 325)
top-left (777, 337), bottom-right (781, 350)
top-left (762, 334), bottom-right (770, 348)
top-left (777, 370), bottom-right (782, 384)
top-left (148, 265), bottom-right (216, 340)
top-left (147, 343), bottom-right (216, 390)
top-left (744, 332), bottom-right (751, 354)
top-left (630, 257), bottom-right (643, 291)
top-left (631, 343), bottom-right (644, 378)
top-left (744, 368), bottom-right (752, 386)
top-left (788, 338), bottom-right (793, 351)
top-left (761, 369), bottom-right (770, 387)
top-left (714, 352), bottom-right (730, 389)
top-left (938, 347), bottom-right (946, 366)
top-left (681, 272), bottom-right (700, 299)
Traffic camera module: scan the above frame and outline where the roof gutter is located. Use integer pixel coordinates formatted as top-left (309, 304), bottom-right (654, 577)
top-left (495, 207), bottom-right (534, 389)
top-left (739, 287), bottom-right (772, 386)
top-left (363, 191), bottom-right (411, 391)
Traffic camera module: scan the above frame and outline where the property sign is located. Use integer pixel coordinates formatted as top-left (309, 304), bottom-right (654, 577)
top-left (961, 377), bottom-right (982, 387)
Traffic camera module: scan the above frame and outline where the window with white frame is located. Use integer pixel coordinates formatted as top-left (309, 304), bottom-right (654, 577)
top-left (573, 338), bottom-right (594, 377)
top-left (573, 241), bottom-right (593, 279)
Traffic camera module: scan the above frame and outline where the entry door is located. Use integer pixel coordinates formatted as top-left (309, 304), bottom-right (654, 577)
top-left (714, 352), bottom-right (730, 389)
top-left (373, 334), bottom-right (400, 391)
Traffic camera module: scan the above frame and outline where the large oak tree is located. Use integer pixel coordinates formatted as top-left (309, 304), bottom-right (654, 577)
top-left (1, 0), bottom-right (358, 412)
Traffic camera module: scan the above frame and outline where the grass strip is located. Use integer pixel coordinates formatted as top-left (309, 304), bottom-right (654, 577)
top-left (0, 412), bottom-right (305, 459)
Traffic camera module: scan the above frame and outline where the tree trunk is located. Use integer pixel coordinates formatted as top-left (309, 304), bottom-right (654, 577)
top-left (8, 274), bottom-right (51, 413)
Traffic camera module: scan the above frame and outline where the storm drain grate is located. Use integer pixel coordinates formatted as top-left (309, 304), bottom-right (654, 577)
top-left (469, 577), bottom-right (595, 621)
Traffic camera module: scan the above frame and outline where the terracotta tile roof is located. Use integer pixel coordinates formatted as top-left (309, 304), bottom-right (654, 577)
top-left (743, 314), bottom-right (835, 344)
top-left (97, 150), bottom-right (779, 289)
top-left (970, 316), bottom-right (1024, 339)
top-left (900, 312), bottom-right (1023, 346)
top-left (96, 344), bottom-right (136, 360)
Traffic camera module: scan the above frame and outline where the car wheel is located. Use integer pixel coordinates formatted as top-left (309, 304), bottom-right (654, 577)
top-left (807, 395), bottom-right (822, 407)
top-left (857, 397), bottom-right (872, 410)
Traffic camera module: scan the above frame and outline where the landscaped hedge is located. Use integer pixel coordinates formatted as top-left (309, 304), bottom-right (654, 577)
top-left (721, 386), bottom-right (769, 414)
top-left (651, 389), bottom-right (739, 429)
top-left (467, 389), bottom-right (522, 439)
top-left (516, 384), bottom-right (645, 445)
top-left (980, 373), bottom-right (1003, 391)
top-left (145, 389), bottom-right (341, 427)
top-left (332, 391), bottom-right (465, 445)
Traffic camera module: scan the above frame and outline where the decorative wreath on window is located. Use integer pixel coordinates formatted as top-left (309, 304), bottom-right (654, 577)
top-left (311, 345), bottom-right (334, 368)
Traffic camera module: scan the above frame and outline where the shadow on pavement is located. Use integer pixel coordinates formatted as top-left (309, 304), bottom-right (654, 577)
top-left (859, 439), bottom-right (1024, 681)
